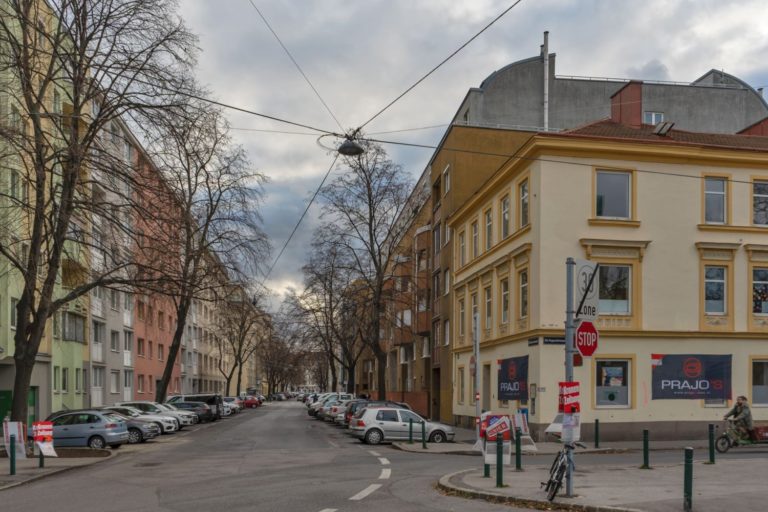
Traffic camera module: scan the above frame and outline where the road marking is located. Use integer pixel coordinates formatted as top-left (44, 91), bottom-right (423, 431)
top-left (379, 468), bottom-right (391, 480)
top-left (349, 484), bottom-right (382, 501)
top-left (318, 509), bottom-right (337, 512)
top-left (368, 450), bottom-right (381, 457)
top-left (378, 457), bottom-right (390, 465)
top-left (327, 439), bottom-right (340, 448)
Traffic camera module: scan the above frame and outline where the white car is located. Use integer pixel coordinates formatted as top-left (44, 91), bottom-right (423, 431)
top-left (117, 401), bottom-right (197, 428)
top-left (103, 405), bottom-right (179, 434)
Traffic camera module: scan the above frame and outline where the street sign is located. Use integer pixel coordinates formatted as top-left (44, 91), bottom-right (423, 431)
top-left (470, 355), bottom-right (476, 376)
top-left (575, 321), bottom-right (599, 357)
top-left (574, 259), bottom-right (599, 320)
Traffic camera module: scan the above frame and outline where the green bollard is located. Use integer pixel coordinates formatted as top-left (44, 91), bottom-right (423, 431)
top-left (421, 420), bottom-right (427, 449)
top-left (594, 419), bottom-right (600, 448)
top-left (483, 463), bottom-right (490, 478)
top-left (9, 435), bottom-right (16, 476)
top-left (408, 418), bottom-right (413, 444)
top-left (707, 423), bottom-right (715, 464)
top-left (683, 447), bottom-right (693, 512)
top-left (39, 450), bottom-right (44, 469)
top-left (641, 429), bottom-right (650, 469)
top-left (515, 427), bottom-right (522, 471)
top-left (496, 434), bottom-right (504, 487)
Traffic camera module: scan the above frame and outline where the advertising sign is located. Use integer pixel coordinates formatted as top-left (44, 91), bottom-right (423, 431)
top-left (2, 420), bottom-right (27, 460)
top-left (558, 381), bottom-right (581, 413)
top-left (651, 354), bottom-right (732, 400)
top-left (480, 412), bottom-right (512, 465)
top-left (32, 421), bottom-right (57, 457)
top-left (497, 356), bottom-right (528, 401)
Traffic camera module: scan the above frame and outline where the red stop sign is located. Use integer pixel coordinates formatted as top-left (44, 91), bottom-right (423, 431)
top-left (575, 321), bottom-right (599, 357)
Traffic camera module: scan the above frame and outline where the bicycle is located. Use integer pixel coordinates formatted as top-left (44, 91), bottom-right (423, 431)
top-left (541, 440), bottom-right (586, 501)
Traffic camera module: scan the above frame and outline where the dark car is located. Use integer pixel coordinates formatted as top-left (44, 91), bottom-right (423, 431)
top-left (171, 401), bottom-right (215, 422)
top-left (167, 394), bottom-right (224, 420)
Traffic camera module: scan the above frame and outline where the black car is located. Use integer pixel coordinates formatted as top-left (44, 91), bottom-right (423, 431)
top-left (172, 401), bottom-right (215, 423)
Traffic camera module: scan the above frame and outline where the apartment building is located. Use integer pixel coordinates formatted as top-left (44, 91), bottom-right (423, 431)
top-left (449, 107), bottom-right (768, 440)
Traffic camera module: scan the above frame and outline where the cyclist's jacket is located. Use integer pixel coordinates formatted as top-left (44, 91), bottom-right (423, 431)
top-left (725, 403), bottom-right (754, 429)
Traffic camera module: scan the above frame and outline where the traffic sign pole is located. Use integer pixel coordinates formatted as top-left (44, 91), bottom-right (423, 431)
top-left (565, 257), bottom-right (576, 497)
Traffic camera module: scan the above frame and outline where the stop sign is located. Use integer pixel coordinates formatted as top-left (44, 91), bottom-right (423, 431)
top-left (575, 321), bottom-right (599, 357)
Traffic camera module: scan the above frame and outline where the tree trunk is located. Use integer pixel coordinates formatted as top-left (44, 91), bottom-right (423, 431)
top-left (156, 299), bottom-right (190, 402)
top-left (10, 353), bottom-right (35, 423)
top-left (327, 352), bottom-right (337, 392)
top-left (236, 364), bottom-right (244, 396)
top-left (346, 360), bottom-right (356, 393)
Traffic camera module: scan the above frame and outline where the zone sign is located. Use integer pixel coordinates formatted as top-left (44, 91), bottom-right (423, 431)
top-left (575, 321), bottom-right (599, 357)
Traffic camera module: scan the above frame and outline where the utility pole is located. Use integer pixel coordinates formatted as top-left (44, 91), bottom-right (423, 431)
top-left (564, 257), bottom-right (576, 497)
top-left (473, 311), bottom-right (480, 441)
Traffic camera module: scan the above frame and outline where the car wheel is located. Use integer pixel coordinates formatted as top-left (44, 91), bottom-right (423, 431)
top-left (154, 422), bottom-right (165, 434)
top-left (127, 428), bottom-right (143, 444)
top-left (88, 435), bottom-right (106, 449)
top-left (365, 429), bottom-right (383, 445)
top-left (429, 431), bottom-right (447, 443)
top-left (175, 420), bottom-right (183, 431)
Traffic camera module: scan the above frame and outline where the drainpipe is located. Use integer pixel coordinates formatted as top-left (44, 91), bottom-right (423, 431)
top-left (543, 31), bottom-right (549, 131)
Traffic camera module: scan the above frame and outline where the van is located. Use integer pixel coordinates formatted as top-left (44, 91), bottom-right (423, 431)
top-left (168, 394), bottom-right (224, 420)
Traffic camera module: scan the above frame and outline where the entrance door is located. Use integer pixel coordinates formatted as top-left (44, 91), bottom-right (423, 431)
top-left (482, 364), bottom-right (491, 412)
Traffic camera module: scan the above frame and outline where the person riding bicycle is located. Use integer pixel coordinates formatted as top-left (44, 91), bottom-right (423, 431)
top-left (723, 395), bottom-right (757, 442)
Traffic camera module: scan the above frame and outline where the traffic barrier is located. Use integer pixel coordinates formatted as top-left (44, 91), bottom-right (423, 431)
top-left (683, 447), bottom-right (693, 511)
top-left (495, 435), bottom-right (503, 488)
top-left (641, 429), bottom-right (650, 469)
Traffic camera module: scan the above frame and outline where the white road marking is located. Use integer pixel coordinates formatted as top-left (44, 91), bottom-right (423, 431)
top-left (327, 439), bottom-right (339, 448)
top-left (318, 509), bottom-right (337, 512)
top-left (378, 457), bottom-right (390, 465)
top-left (349, 484), bottom-right (382, 501)
top-left (368, 450), bottom-right (381, 457)
top-left (379, 468), bottom-right (391, 480)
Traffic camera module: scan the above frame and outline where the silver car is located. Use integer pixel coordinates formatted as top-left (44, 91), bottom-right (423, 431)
top-left (116, 401), bottom-right (197, 429)
top-left (349, 407), bottom-right (455, 445)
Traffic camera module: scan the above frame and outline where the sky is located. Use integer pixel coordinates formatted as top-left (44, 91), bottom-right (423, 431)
top-left (179, 0), bottom-right (768, 311)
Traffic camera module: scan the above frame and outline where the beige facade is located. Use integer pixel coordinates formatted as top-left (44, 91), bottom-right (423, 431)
top-left (450, 123), bottom-right (768, 440)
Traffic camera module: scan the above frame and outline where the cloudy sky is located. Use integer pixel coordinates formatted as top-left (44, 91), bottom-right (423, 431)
top-left (179, 0), bottom-right (768, 310)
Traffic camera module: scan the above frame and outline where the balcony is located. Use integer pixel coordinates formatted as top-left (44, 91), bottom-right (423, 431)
top-left (123, 350), bottom-right (132, 367)
top-left (91, 342), bottom-right (104, 363)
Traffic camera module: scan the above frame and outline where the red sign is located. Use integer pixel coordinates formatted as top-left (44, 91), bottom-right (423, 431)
top-left (558, 381), bottom-right (581, 413)
top-left (33, 421), bottom-right (54, 442)
top-left (480, 413), bottom-right (512, 441)
top-left (575, 321), bottom-right (599, 357)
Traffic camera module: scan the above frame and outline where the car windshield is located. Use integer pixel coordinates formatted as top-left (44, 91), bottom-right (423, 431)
top-left (156, 403), bottom-right (174, 411)
top-left (115, 407), bottom-right (141, 417)
top-left (104, 413), bottom-right (126, 422)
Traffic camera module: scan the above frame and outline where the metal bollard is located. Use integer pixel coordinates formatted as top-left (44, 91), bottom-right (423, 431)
top-left (9, 435), bottom-right (16, 476)
top-left (683, 447), bottom-right (693, 512)
top-left (515, 427), bottom-right (522, 470)
top-left (483, 463), bottom-right (490, 478)
top-left (408, 418), bottom-right (413, 444)
top-left (496, 435), bottom-right (504, 488)
top-left (594, 418), bottom-right (600, 448)
top-left (641, 429), bottom-right (650, 469)
top-left (707, 423), bottom-right (715, 464)
top-left (39, 450), bottom-right (44, 469)
top-left (421, 420), bottom-right (427, 449)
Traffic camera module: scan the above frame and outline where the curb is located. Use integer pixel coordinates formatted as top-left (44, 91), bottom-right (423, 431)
top-left (0, 450), bottom-right (117, 492)
top-left (437, 469), bottom-right (645, 512)
top-left (392, 443), bottom-right (629, 456)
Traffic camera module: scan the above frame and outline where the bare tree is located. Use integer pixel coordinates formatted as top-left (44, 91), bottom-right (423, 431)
top-left (316, 142), bottom-right (414, 399)
top-left (0, 0), bottom-right (196, 422)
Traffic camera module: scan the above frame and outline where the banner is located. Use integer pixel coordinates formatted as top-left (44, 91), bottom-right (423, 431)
top-left (651, 354), bottom-right (731, 400)
top-left (32, 421), bottom-right (57, 458)
top-left (497, 356), bottom-right (528, 401)
top-left (2, 420), bottom-right (27, 460)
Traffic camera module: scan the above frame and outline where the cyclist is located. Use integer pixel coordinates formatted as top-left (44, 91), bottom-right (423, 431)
top-left (723, 395), bottom-right (756, 442)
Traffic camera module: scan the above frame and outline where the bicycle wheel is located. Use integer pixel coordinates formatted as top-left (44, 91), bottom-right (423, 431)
top-left (544, 455), bottom-right (565, 492)
top-left (547, 462), bottom-right (567, 501)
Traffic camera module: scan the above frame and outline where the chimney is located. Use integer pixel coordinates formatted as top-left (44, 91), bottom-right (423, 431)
top-left (611, 80), bottom-right (643, 128)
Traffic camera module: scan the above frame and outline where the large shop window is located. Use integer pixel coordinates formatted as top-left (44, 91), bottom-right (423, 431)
top-left (599, 265), bottom-right (630, 314)
top-left (754, 360), bottom-right (768, 405)
top-left (595, 359), bottom-right (630, 407)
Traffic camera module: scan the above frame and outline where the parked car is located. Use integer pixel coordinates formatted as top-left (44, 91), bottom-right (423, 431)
top-left (169, 401), bottom-right (215, 423)
top-left (116, 401), bottom-right (197, 429)
top-left (100, 410), bottom-right (161, 444)
top-left (167, 394), bottom-right (224, 420)
top-left (349, 407), bottom-right (455, 445)
top-left (242, 395), bottom-right (261, 408)
top-left (343, 400), bottom-right (410, 426)
top-left (223, 397), bottom-right (243, 412)
top-left (103, 405), bottom-right (178, 434)
top-left (44, 410), bottom-right (129, 449)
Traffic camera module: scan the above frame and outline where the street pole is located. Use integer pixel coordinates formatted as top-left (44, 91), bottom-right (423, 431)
top-left (473, 311), bottom-right (480, 441)
top-left (564, 257), bottom-right (576, 498)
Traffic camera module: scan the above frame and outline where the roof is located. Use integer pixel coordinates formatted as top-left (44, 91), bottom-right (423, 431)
top-left (557, 119), bottom-right (768, 152)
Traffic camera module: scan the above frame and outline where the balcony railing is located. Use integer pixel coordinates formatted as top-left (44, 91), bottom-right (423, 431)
top-left (123, 350), bottom-right (132, 367)
top-left (91, 342), bottom-right (104, 363)
top-left (123, 309), bottom-right (133, 328)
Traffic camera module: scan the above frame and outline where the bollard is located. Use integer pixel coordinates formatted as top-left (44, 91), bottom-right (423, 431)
top-left (9, 435), bottom-right (16, 476)
top-left (594, 418), bottom-right (600, 448)
top-left (408, 418), bottom-right (413, 444)
top-left (683, 447), bottom-right (693, 512)
top-left (483, 463), bottom-right (490, 478)
top-left (496, 434), bottom-right (504, 488)
top-left (515, 427), bottom-right (522, 470)
top-left (39, 450), bottom-right (44, 469)
top-left (421, 420), bottom-right (427, 450)
top-left (707, 423), bottom-right (715, 464)
top-left (641, 429), bottom-right (650, 469)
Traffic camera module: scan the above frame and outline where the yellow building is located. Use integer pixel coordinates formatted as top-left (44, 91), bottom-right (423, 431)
top-left (449, 118), bottom-right (768, 440)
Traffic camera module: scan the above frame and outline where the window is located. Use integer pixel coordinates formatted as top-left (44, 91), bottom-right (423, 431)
top-left (138, 375), bottom-right (144, 393)
top-left (458, 367), bottom-right (465, 403)
top-left (148, 341), bottom-right (153, 359)
top-left (471, 293), bottom-right (478, 335)
top-left (63, 313), bottom-right (85, 342)
top-left (599, 265), bottom-right (630, 314)
top-left (595, 359), bottom-right (630, 407)
top-left (444, 224), bottom-right (451, 245)
top-left (124, 330), bottom-right (133, 352)
top-left (137, 338), bottom-right (145, 356)
top-left (62, 367), bottom-right (69, 392)
top-left (484, 210), bottom-right (492, 250)
top-left (443, 319), bottom-right (450, 346)
top-left (643, 111), bottom-right (664, 124)
top-left (124, 370), bottom-right (133, 389)
top-left (158, 344), bottom-right (164, 361)
top-left (484, 286), bottom-right (492, 328)
top-left (147, 305), bottom-right (154, 325)
top-left (92, 321), bottom-right (105, 345)
top-left (443, 269), bottom-right (450, 295)
top-left (110, 330), bottom-right (120, 352)
top-left (471, 221), bottom-right (479, 258)
top-left (137, 301), bottom-right (145, 320)
top-left (92, 367), bottom-right (104, 389)
top-left (519, 269), bottom-right (529, 318)
top-left (705, 177), bottom-right (727, 224)
top-left (75, 368), bottom-right (81, 393)
top-left (458, 299), bottom-right (465, 336)
top-left (596, 170), bottom-right (631, 219)
top-left (753, 180), bottom-right (768, 226)
top-left (10, 170), bottom-right (19, 199)
top-left (433, 224), bottom-right (441, 255)
top-left (501, 279), bottom-right (509, 324)
top-left (458, 232), bottom-right (466, 266)
top-left (375, 409), bottom-right (398, 422)
top-left (443, 165), bottom-right (450, 195)
top-left (753, 268), bottom-right (768, 314)
top-left (110, 289), bottom-right (120, 310)
top-left (519, 179), bottom-right (529, 227)
top-left (53, 366), bottom-right (60, 392)
top-left (10, 297), bottom-right (18, 329)
top-left (433, 273), bottom-right (440, 301)
top-left (501, 195), bottom-right (510, 239)
top-left (704, 265), bottom-right (726, 314)
top-left (53, 312), bottom-right (60, 338)
top-left (753, 360), bottom-right (768, 405)
top-left (123, 292), bottom-right (133, 312)
top-left (110, 370), bottom-right (120, 394)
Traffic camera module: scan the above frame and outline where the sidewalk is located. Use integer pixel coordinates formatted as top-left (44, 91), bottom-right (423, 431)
top-left (438, 457), bottom-right (766, 512)
top-left (0, 452), bottom-right (113, 491)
